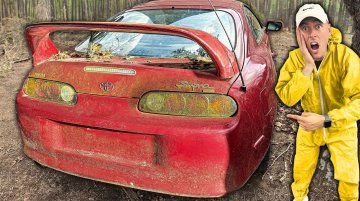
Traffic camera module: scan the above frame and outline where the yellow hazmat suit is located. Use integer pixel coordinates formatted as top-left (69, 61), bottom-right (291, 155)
top-left (276, 28), bottom-right (360, 201)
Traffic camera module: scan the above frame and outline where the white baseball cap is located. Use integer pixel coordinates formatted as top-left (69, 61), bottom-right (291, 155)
top-left (296, 4), bottom-right (329, 27)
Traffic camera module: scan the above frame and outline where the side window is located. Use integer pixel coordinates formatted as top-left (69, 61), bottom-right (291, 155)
top-left (244, 7), bottom-right (264, 44)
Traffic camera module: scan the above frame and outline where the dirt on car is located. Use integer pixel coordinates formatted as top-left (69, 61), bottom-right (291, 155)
top-left (0, 18), bottom-right (354, 201)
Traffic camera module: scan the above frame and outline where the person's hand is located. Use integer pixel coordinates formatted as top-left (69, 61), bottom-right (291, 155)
top-left (296, 28), bottom-right (315, 76)
top-left (287, 112), bottom-right (325, 131)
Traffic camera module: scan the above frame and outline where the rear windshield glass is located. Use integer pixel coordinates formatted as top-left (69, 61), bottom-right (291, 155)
top-left (75, 32), bottom-right (210, 59)
top-left (50, 30), bottom-right (215, 71)
top-left (76, 9), bottom-right (236, 55)
top-left (50, 9), bottom-right (235, 72)
top-left (111, 9), bottom-right (236, 50)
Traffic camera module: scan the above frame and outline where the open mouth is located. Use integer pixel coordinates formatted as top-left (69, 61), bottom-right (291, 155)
top-left (310, 42), bottom-right (319, 50)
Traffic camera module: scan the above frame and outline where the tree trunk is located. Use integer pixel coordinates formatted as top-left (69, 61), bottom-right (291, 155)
top-left (63, 0), bottom-right (68, 21)
top-left (0, 0), bottom-right (3, 20)
top-left (288, 1), bottom-right (295, 31)
top-left (343, 0), bottom-right (360, 55)
top-left (35, 0), bottom-right (52, 21)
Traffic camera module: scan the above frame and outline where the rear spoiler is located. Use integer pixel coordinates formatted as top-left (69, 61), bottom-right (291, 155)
top-left (25, 22), bottom-right (237, 79)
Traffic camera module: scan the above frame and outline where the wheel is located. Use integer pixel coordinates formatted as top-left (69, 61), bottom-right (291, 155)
top-left (33, 160), bottom-right (46, 168)
top-left (258, 147), bottom-right (271, 174)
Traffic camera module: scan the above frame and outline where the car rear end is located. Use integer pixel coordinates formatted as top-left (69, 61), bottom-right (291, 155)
top-left (16, 20), bottom-right (250, 197)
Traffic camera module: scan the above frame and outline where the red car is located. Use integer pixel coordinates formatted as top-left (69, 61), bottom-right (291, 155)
top-left (17, 0), bottom-right (281, 197)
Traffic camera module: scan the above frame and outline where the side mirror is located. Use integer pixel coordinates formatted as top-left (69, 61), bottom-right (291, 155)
top-left (266, 21), bottom-right (283, 32)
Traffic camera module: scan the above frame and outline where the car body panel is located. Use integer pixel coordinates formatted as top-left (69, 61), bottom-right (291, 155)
top-left (28, 60), bottom-right (235, 97)
top-left (17, 0), bottom-right (279, 197)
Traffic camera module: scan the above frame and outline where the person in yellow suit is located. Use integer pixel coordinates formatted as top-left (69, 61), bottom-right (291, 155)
top-left (275, 3), bottom-right (360, 201)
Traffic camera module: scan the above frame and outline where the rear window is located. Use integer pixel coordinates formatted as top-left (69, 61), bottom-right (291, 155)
top-left (49, 9), bottom-right (236, 72)
top-left (109, 9), bottom-right (236, 50)
top-left (75, 32), bottom-right (210, 59)
top-left (50, 30), bottom-right (215, 71)
top-left (76, 9), bottom-right (236, 55)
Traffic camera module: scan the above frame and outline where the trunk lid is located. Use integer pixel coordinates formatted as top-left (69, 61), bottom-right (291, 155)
top-left (26, 22), bottom-right (239, 97)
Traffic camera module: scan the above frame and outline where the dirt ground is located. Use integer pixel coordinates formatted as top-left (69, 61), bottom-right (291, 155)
top-left (0, 18), bottom-right (354, 201)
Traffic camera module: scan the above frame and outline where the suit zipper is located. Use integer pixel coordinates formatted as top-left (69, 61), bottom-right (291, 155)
top-left (315, 61), bottom-right (326, 142)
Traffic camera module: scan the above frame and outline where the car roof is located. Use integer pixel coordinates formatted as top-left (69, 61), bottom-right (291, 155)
top-left (132, 0), bottom-right (244, 11)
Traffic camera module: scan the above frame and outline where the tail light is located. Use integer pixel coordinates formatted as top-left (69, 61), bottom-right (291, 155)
top-left (139, 92), bottom-right (237, 117)
top-left (23, 78), bottom-right (77, 105)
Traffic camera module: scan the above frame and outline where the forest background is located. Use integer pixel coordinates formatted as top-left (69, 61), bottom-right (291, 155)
top-left (0, 0), bottom-right (355, 34)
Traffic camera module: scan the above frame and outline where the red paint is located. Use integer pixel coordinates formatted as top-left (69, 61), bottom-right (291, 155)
top-left (17, 0), bottom-right (279, 197)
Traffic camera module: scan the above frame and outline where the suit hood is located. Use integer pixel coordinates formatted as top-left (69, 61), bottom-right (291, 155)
top-left (329, 27), bottom-right (342, 44)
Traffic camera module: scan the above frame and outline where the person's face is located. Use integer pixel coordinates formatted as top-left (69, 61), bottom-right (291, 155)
top-left (299, 18), bottom-right (331, 61)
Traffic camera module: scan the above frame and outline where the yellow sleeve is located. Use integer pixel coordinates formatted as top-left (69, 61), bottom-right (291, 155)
top-left (275, 53), bottom-right (313, 107)
top-left (328, 51), bottom-right (360, 127)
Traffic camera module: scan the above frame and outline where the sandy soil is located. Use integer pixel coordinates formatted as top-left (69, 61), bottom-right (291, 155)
top-left (0, 21), bottom-right (354, 200)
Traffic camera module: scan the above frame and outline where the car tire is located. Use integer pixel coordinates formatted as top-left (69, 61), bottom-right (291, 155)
top-left (258, 147), bottom-right (271, 174)
top-left (33, 160), bottom-right (46, 169)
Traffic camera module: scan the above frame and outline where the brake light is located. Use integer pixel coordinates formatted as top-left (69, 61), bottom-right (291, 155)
top-left (23, 78), bottom-right (77, 105)
top-left (139, 92), bottom-right (237, 117)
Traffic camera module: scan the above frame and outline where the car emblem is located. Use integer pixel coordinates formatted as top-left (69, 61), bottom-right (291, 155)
top-left (99, 81), bottom-right (114, 92)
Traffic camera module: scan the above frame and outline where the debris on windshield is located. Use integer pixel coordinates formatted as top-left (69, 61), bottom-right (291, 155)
top-left (88, 43), bottom-right (113, 60)
top-left (122, 56), bottom-right (136, 60)
top-left (188, 56), bottom-right (212, 63)
top-left (50, 51), bottom-right (71, 60)
top-left (172, 47), bottom-right (213, 69)
top-left (49, 43), bottom-right (113, 62)
top-left (187, 57), bottom-right (213, 70)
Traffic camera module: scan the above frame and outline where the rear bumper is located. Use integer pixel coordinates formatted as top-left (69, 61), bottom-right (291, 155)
top-left (21, 119), bottom-right (229, 197)
top-left (17, 91), bottom-right (257, 197)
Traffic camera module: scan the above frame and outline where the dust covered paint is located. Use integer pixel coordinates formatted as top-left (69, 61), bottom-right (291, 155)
top-left (176, 80), bottom-right (215, 91)
top-left (17, 0), bottom-right (281, 197)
